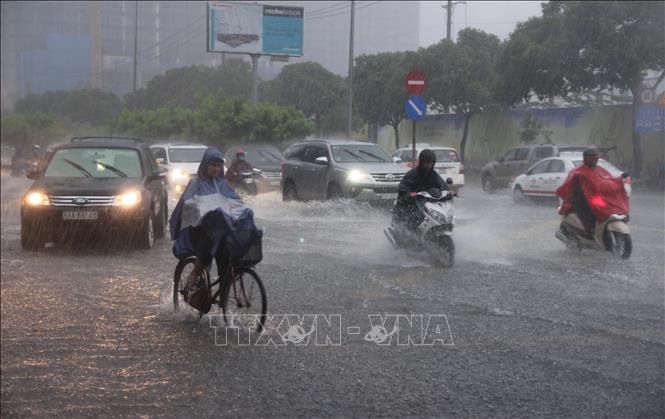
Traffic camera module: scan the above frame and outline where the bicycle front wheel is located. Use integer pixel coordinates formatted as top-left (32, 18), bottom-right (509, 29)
top-left (173, 257), bottom-right (210, 312)
top-left (222, 267), bottom-right (267, 333)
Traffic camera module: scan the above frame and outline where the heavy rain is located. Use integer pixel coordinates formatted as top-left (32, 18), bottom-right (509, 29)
top-left (2, 1), bottom-right (664, 418)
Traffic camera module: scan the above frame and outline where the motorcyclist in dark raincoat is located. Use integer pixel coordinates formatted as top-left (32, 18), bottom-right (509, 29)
top-left (393, 149), bottom-right (449, 231)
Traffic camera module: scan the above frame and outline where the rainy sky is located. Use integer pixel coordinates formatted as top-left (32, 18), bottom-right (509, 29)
top-left (419, 0), bottom-right (543, 46)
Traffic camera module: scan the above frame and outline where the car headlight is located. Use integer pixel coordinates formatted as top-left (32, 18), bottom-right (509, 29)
top-left (348, 170), bottom-right (370, 183)
top-left (25, 192), bottom-right (50, 206)
top-left (170, 169), bottom-right (188, 180)
top-left (114, 191), bottom-right (141, 206)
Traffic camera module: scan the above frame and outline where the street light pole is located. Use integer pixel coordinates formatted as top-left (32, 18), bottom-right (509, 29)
top-left (442, 0), bottom-right (466, 41)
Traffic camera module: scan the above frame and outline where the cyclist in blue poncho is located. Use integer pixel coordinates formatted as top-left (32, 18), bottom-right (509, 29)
top-left (169, 147), bottom-right (260, 290)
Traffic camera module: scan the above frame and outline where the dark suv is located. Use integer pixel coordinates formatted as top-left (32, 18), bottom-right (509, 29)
top-left (480, 144), bottom-right (587, 192)
top-left (20, 137), bottom-right (169, 250)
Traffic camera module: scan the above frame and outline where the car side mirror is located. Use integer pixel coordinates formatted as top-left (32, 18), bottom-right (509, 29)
top-left (314, 156), bottom-right (328, 165)
top-left (393, 157), bottom-right (403, 164)
top-left (446, 177), bottom-right (454, 185)
top-left (496, 156), bottom-right (504, 163)
top-left (621, 172), bottom-right (629, 179)
top-left (27, 169), bottom-right (40, 180)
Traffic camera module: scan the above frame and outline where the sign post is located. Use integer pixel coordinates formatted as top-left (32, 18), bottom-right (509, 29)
top-left (404, 71), bottom-right (427, 164)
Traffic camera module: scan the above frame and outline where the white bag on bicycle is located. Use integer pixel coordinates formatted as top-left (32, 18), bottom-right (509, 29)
top-left (180, 192), bottom-right (248, 231)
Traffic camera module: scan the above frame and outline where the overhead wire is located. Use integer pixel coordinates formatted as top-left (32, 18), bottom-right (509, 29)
top-left (305, 1), bottom-right (381, 21)
top-left (305, 1), bottom-right (351, 17)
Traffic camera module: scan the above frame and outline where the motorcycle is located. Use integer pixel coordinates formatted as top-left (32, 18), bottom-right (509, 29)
top-left (384, 188), bottom-right (456, 267)
top-left (230, 168), bottom-right (260, 196)
top-left (555, 210), bottom-right (632, 259)
top-left (555, 170), bottom-right (632, 259)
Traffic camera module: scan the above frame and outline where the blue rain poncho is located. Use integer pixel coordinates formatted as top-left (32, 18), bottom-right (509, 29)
top-left (169, 147), bottom-right (261, 261)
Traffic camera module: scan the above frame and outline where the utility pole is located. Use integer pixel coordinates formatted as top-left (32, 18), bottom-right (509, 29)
top-left (251, 54), bottom-right (259, 104)
top-left (89, 1), bottom-right (102, 89)
top-left (132, 0), bottom-right (138, 93)
top-left (442, 1), bottom-right (466, 41)
top-left (347, 0), bottom-right (355, 138)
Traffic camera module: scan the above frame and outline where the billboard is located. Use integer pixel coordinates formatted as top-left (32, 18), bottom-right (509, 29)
top-left (207, 2), bottom-right (303, 57)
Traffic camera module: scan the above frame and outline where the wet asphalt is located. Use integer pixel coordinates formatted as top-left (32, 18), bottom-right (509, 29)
top-left (1, 174), bottom-right (664, 418)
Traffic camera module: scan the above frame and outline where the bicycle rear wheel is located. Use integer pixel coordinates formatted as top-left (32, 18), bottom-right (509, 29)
top-left (222, 267), bottom-right (267, 333)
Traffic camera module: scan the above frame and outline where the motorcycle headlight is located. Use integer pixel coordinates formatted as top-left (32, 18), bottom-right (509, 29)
top-left (25, 192), bottom-right (50, 206)
top-left (348, 170), bottom-right (370, 183)
top-left (114, 190), bottom-right (141, 206)
top-left (425, 204), bottom-right (451, 224)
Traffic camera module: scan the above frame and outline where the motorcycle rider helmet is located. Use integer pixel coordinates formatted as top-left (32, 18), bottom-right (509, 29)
top-left (419, 149), bottom-right (436, 164)
top-left (236, 149), bottom-right (246, 162)
top-left (418, 149), bottom-right (436, 171)
top-left (583, 148), bottom-right (599, 168)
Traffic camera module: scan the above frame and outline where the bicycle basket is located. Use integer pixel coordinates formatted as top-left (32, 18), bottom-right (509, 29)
top-left (237, 234), bottom-right (262, 266)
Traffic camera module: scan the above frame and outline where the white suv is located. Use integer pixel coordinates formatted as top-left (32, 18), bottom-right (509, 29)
top-left (150, 143), bottom-right (216, 195)
top-left (391, 144), bottom-right (465, 188)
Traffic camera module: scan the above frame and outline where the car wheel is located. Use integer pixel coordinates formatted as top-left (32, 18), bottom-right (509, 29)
top-left (482, 175), bottom-right (494, 193)
top-left (327, 183), bottom-right (343, 200)
top-left (282, 181), bottom-right (298, 202)
top-left (512, 186), bottom-right (526, 204)
top-left (20, 222), bottom-right (44, 251)
top-left (154, 203), bottom-right (167, 239)
top-left (136, 214), bottom-right (155, 249)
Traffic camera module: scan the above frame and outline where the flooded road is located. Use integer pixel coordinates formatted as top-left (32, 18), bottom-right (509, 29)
top-left (2, 174), bottom-right (664, 417)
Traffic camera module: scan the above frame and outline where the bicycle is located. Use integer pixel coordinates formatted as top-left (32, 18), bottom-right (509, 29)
top-left (173, 236), bottom-right (267, 333)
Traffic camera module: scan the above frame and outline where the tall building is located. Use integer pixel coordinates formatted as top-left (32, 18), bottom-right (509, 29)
top-left (1, 1), bottom-right (420, 110)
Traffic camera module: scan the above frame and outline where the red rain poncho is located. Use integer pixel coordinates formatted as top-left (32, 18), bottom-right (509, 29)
top-left (556, 164), bottom-right (629, 223)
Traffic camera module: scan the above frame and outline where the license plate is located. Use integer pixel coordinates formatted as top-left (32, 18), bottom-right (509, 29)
top-left (243, 178), bottom-right (254, 184)
top-left (63, 211), bottom-right (98, 220)
top-left (270, 180), bottom-right (280, 186)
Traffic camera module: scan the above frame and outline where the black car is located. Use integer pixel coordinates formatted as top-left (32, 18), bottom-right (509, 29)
top-left (224, 145), bottom-right (284, 191)
top-left (21, 137), bottom-right (169, 250)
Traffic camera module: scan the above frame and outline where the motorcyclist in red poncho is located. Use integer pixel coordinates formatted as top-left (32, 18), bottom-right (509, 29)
top-left (556, 149), bottom-right (630, 238)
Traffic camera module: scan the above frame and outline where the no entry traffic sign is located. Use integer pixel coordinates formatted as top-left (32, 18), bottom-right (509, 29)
top-left (405, 70), bottom-right (427, 96)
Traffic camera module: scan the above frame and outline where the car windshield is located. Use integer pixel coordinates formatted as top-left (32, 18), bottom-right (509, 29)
top-left (44, 148), bottom-right (142, 178)
top-left (433, 149), bottom-right (460, 163)
top-left (572, 159), bottom-right (623, 176)
top-left (244, 149), bottom-right (284, 165)
top-left (168, 148), bottom-right (206, 163)
top-left (331, 145), bottom-right (392, 163)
